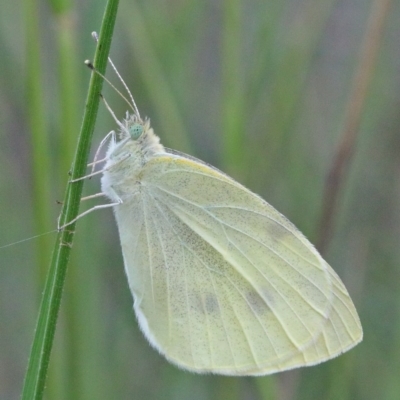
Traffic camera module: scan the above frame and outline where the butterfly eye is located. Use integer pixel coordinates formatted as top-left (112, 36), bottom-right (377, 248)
top-left (129, 123), bottom-right (143, 140)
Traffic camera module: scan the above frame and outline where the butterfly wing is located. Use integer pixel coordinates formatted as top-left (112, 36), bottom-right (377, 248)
top-left (114, 153), bottom-right (362, 375)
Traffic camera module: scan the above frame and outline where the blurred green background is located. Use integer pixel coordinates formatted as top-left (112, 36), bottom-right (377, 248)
top-left (1, 0), bottom-right (399, 399)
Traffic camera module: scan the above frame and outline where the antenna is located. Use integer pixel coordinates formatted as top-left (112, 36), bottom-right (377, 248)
top-left (85, 60), bottom-right (135, 114)
top-left (99, 93), bottom-right (128, 134)
top-left (0, 230), bottom-right (57, 249)
top-left (91, 31), bottom-right (141, 119)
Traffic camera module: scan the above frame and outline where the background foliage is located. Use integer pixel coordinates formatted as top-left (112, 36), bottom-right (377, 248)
top-left (1, 0), bottom-right (399, 399)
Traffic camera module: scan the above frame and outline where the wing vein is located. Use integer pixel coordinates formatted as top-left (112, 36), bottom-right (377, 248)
top-left (147, 196), bottom-right (173, 344)
top-left (219, 222), bottom-right (279, 361)
top-left (151, 186), bottom-right (327, 297)
top-left (142, 193), bottom-right (156, 307)
top-left (183, 247), bottom-right (196, 367)
top-left (151, 179), bottom-right (320, 269)
top-left (206, 205), bottom-right (321, 268)
top-left (225, 231), bottom-right (315, 349)
top-left (152, 187), bottom-right (330, 313)
top-left (221, 276), bottom-right (261, 368)
top-left (151, 196), bottom-right (281, 366)
top-left (206, 259), bottom-right (237, 370)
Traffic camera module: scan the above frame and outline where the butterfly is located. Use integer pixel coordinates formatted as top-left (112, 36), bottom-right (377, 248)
top-left (70, 58), bottom-right (362, 376)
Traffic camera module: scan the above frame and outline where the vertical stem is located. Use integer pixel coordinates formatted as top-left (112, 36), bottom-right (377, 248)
top-left (221, 0), bottom-right (245, 177)
top-left (52, 4), bottom-right (81, 399)
top-left (20, 1), bottom-right (120, 398)
top-left (317, 0), bottom-right (393, 254)
top-left (24, 0), bottom-right (52, 283)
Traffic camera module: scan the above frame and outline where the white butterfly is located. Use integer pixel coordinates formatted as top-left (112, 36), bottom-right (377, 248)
top-left (71, 57), bottom-right (362, 376)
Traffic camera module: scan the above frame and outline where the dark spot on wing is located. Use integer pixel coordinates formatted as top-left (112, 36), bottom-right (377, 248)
top-left (246, 291), bottom-right (270, 315)
top-left (205, 293), bottom-right (219, 313)
top-left (267, 221), bottom-right (290, 242)
top-left (191, 292), bottom-right (220, 315)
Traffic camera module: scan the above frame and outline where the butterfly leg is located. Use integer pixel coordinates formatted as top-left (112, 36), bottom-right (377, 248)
top-left (69, 168), bottom-right (107, 181)
top-left (87, 156), bottom-right (108, 168)
top-left (88, 130), bottom-right (116, 173)
top-left (57, 198), bottom-right (122, 230)
top-left (58, 184), bottom-right (126, 230)
top-left (81, 192), bottom-right (105, 201)
top-left (70, 153), bottom-right (131, 182)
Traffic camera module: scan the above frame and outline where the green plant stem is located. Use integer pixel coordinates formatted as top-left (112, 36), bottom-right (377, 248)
top-left (20, 1), bottom-right (120, 399)
top-left (221, 0), bottom-right (245, 178)
top-left (24, 0), bottom-right (52, 284)
top-left (54, 7), bottom-right (82, 399)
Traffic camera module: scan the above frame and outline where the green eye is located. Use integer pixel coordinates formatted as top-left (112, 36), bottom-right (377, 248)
top-left (129, 123), bottom-right (143, 140)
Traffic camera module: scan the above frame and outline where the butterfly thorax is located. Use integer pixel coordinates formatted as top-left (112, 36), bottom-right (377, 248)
top-left (101, 115), bottom-right (164, 203)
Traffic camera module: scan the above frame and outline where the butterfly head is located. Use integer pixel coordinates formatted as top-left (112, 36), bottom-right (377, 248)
top-left (129, 123), bottom-right (144, 140)
top-left (118, 113), bottom-right (162, 154)
top-left (121, 112), bottom-right (148, 141)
